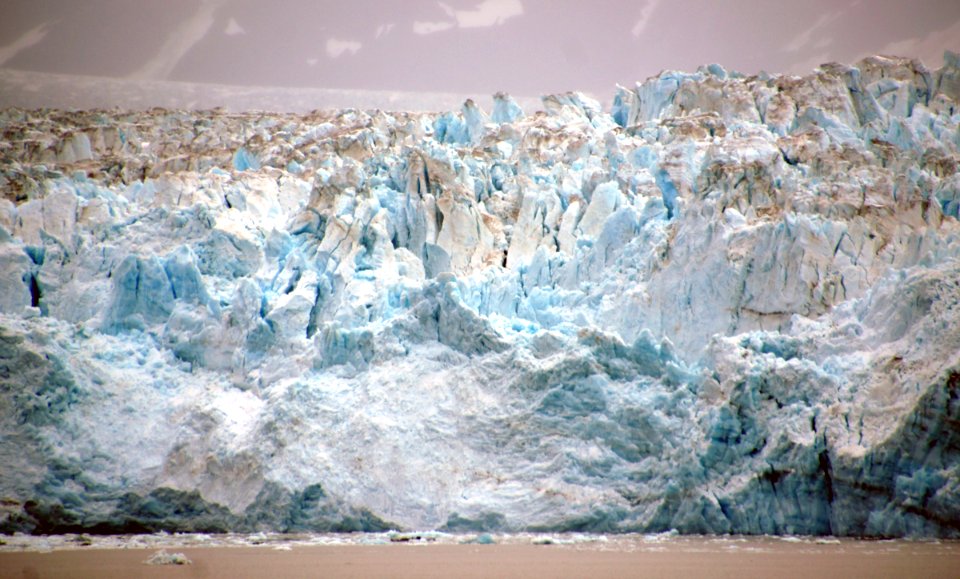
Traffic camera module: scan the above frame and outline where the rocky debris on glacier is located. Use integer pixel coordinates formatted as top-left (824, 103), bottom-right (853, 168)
top-left (1, 54), bottom-right (960, 537)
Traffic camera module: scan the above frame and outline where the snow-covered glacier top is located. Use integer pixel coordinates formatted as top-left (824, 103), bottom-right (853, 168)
top-left (2, 53), bottom-right (960, 537)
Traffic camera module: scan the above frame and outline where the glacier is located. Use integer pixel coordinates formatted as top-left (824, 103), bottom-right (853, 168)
top-left (1, 54), bottom-right (960, 537)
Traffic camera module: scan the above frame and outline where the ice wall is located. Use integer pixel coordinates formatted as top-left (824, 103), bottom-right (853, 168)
top-left (1, 54), bottom-right (960, 537)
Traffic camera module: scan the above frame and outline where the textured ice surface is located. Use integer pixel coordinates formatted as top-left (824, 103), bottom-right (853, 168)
top-left (2, 54), bottom-right (960, 537)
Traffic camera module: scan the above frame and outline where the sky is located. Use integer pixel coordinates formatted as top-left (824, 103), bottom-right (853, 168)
top-left (1, 0), bottom-right (959, 100)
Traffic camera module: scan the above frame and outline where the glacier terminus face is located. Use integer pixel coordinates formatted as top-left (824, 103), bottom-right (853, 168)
top-left (2, 53), bottom-right (960, 537)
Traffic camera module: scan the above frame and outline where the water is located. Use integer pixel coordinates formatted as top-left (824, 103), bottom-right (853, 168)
top-left (2, 532), bottom-right (958, 578)
top-left (1, 530), bottom-right (955, 554)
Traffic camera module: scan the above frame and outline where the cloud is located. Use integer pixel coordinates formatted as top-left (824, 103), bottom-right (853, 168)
top-left (326, 38), bottom-right (362, 59)
top-left (130, 0), bottom-right (226, 80)
top-left (413, 20), bottom-right (454, 35)
top-left (631, 0), bottom-right (661, 38)
top-left (375, 23), bottom-right (396, 39)
top-left (224, 17), bottom-right (245, 36)
top-left (453, 0), bottom-right (523, 28)
top-left (414, 0), bottom-right (523, 35)
top-left (0, 21), bottom-right (52, 67)
top-left (784, 10), bottom-right (843, 53)
top-left (439, 2), bottom-right (457, 19)
top-left (873, 17), bottom-right (960, 69)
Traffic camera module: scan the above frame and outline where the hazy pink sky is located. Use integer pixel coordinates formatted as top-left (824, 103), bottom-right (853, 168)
top-left (2, 0), bottom-right (959, 98)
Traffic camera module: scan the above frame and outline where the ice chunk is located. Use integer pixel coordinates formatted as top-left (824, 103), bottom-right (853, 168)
top-left (233, 147), bottom-right (260, 171)
top-left (103, 254), bottom-right (175, 332)
top-left (491, 92), bottom-right (524, 124)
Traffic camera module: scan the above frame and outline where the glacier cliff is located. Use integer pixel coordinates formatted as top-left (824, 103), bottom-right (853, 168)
top-left (2, 54), bottom-right (960, 537)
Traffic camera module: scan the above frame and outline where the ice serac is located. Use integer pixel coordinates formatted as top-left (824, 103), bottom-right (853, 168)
top-left (2, 56), bottom-right (960, 537)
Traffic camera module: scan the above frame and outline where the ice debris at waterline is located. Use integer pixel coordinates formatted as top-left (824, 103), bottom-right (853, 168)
top-left (1, 54), bottom-right (960, 538)
top-left (145, 549), bottom-right (192, 565)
